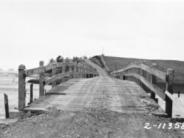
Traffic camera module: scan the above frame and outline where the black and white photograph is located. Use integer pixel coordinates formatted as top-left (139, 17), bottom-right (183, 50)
top-left (0, 0), bottom-right (184, 137)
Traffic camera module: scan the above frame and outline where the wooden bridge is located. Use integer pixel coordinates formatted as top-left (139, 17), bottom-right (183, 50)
top-left (2, 56), bottom-right (181, 137)
top-left (17, 56), bottom-right (184, 118)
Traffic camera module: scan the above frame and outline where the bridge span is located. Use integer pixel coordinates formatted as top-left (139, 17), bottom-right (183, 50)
top-left (1, 59), bottom-right (183, 138)
top-left (25, 60), bottom-right (149, 114)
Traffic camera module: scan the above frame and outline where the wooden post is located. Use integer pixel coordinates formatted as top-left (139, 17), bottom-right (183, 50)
top-left (150, 92), bottom-right (155, 99)
top-left (18, 64), bottom-right (26, 111)
top-left (73, 63), bottom-right (77, 78)
top-left (151, 75), bottom-right (156, 85)
top-left (39, 61), bottom-right (45, 97)
top-left (52, 63), bottom-right (57, 87)
top-left (166, 68), bottom-right (174, 94)
top-left (78, 64), bottom-right (82, 78)
top-left (165, 68), bottom-right (174, 117)
top-left (62, 63), bottom-right (66, 73)
top-left (69, 64), bottom-right (72, 73)
top-left (76, 63), bottom-right (78, 72)
top-left (165, 94), bottom-right (173, 117)
top-left (178, 91), bottom-right (180, 98)
top-left (149, 74), bottom-right (156, 100)
top-left (80, 64), bottom-right (84, 78)
top-left (30, 83), bottom-right (33, 104)
top-left (81, 67), bottom-right (84, 78)
top-left (69, 64), bottom-right (73, 78)
top-left (123, 75), bottom-right (126, 80)
top-left (83, 65), bottom-right (87, 78)
top-left (151, 63), bottom-right (157, 85)
top-left (4, 94), bottom-right (9, 118)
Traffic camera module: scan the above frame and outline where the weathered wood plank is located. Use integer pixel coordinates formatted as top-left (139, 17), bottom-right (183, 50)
top-left (26, 62), bottom-right (76, 76)
top-left (18, 65), bottom-right (26, 111)
top-left (112, 63), bottom-right (166, 82)
top-left (166, 68), bottom-right (175, 94)
top-left (27, 79), bottom-right (39, 84)
top-left (30, 83), bottom-right (33, 104)
top-left (4, 93), bottom-right (9, 119)
top-left (26, 67), bottom-right (45, 76)
top-left (45, 72), bottom-right (71, 85)
top-left (39, 61), bottom-right (45, 97)
top-left (124, 73), bottom-right (165, 100)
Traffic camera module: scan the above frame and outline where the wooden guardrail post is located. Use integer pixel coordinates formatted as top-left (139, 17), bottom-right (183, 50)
top-left (78, 64), bottom-right (81, 78)
top-left (122, 74), bottom-right (126, 80)
top-left (150, 74), bottom-right (156, 100)
top-left (4, 93), bottom-right (9, 118)
top-left (73, 63), bottom-right (77, 78)
top-left (81, 64), bottom-right (84, 78)
top-left (62, 63), bottom-right (66, 73)
top-left (150, 63), bottom-right (157, 101)
top-left (30, 83), bottom-right (33, 104)
top-left (166, 68), bottom-right (174, 94)
top-left (165, 68), bottom-right (174, 117)
top-left (69, 64), bottom-right (73, 78)
top-left (78, 64), bottom-right (82, 78)
top-left (69, 64), bottom-right (72, 73)
top-left (80, 64), bottom-right (84, 78)
top-left (52, 63), bottom-right (57, 87)
top-left (39, 61), bottom-right (45, 97)
top-left (151, 63), bottom-right (157, 85)
top-left (83, 65), bottom-right (87, 78)
top-left (18, 64), bottom-right (26, 111)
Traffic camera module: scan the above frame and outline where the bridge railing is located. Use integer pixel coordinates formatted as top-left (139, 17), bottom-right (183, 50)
top-left (18, 59), bottom-right (98, 111)
top-left (111, 62), bottom-right (176, 117)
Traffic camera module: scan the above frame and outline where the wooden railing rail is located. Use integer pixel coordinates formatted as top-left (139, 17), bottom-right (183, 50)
top-left (124, 73), bottom-right (165, 100)
top-left (45, 72), bottom-right (71, 85)
top-left (26, 62), bottom-right (75, 77)
top-left (112, 63), bottom-right (166, 82)
top-left (111, 62), bottom-right (175, 117)
top-left (18, 59), bottom-right (98, 111)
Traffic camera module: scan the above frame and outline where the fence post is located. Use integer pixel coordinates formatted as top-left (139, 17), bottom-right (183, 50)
top-left (149, 74), bottom-right (157, 101)
top-left (62, 63), bottom-right (66, 73)
top-left (73, 63), bottom-right (77, 78)
top-left (30, 83), bottom-right (33, 104)
top-left (77, 63), bottom-right (79, 75)
top-left (123, 75), bottom-right (126, 80)
top-left (166, 68), bottom-right (174, 94)
top-left (4, 94), bottom-right (9, 118)
top-left (83, 64), bottom-right (87, 78)
top-left (52, 63), bottom-right (57, 87)
top-left (165, 68), bottom-right (174, 117)
top-left (151, 63), bottom-right (157, 85)
top-left (78, 64), bottom-right (82, 78)
top-left (69, 64), bottom-right (73, 78)
top-left (39, 61), bottom-right (45, 97)
top-left (18, 64), bottom-right (26, 111)
top-left (81, 64), bottom-right (84, 77)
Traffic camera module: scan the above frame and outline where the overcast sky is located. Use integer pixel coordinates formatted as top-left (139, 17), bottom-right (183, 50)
top-left (0, 0), bottom-right (184, 70)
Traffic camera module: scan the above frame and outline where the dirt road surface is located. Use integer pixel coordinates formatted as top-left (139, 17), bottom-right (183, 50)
top-left (0, 60), bottom-right (183, 138)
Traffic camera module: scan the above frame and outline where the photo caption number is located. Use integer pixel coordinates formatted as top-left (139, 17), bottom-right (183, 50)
top-left (181, 123), bottom-right (184, 130)
top-left (168, 123), bottom-right (173, 130)
top-left (174, 123), bottom-right (181, 129)
top-left (144, 123), bottom-right (152, 130)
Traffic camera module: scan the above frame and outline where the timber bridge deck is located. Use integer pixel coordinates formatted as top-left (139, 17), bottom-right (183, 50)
top-left (18, 57), bottom-right (184, 118)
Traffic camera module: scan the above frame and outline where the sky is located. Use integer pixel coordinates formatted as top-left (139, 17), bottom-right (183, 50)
top-left (0, 0), bottom-right (184, 70)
